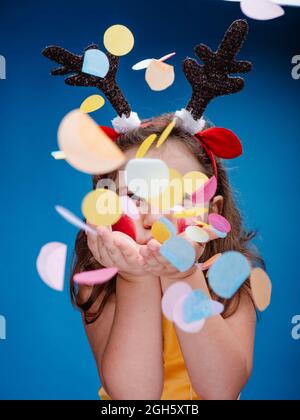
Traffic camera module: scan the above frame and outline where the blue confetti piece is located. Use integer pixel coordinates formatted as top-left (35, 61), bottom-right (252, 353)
top-left (160, 237), bottom-right (196, 272)
top-left (208, 251), bottom-right (251, 299)
top-left (82, 50), bottom-right (110, 78)
top-left (183, 290), bottom-right (212, 323)
top-left (159, 217), bottom-right (177, 237)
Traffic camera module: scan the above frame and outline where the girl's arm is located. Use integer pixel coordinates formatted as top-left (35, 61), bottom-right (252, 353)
top-left (161, 270), bottom-right (256, 400)
top-left (82, 228), bottom-right (164, 400)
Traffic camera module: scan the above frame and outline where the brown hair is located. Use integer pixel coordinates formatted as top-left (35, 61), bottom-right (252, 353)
top-left (70, 113), bottom-right (264, 324)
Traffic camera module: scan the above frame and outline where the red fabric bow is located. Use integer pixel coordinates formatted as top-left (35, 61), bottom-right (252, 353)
top-left (100, 126), bottom-right (242, 179)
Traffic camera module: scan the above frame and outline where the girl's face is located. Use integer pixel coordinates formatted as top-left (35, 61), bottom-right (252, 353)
top-left (116, 138), bottom-right (223, 245)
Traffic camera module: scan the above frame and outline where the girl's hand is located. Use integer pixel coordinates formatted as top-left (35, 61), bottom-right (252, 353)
top-left (139, 233), bottom-right (206, 280)
top-left (86, 226), bottom-right (156, 283)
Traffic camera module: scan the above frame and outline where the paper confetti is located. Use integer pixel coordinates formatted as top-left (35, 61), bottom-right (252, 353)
top-left (58, 110), bottom-right (125, 175)
top-left (55, 205), bottom-right (97, 236)
top-left (192, 176), bottom-right (217, 204)
top-left (82, 188), bottom-right (122, 227)
top-left (183, 290), bottom-right (224, 323)
top-left (51, 151), bottom-right (66, 160)
top-left (125, 158), bottom-right (169, 200)
top-left (172, 206), bottom-right (208, 219)
top-left (135, 134), bottom-right (157, 158)
top-left (183, 172), bottom-right (208, 196)
top-left (240, 0), bottom-right (285, 20)
top-left (80, 95), bottom-right (105, 114)
top-left (200, 253), bottom-right (222, 271)
top-left (104, 24), bottom-right (134, 56)
top-left (160, 237), bottom-right (196, 272)
top-left (156, 118), bottom-right (177, 148)
top-left (82, 49), bottom-right (110, 78)
top-left (120, 195), bottom-right (140, 220)
top-left (173, 294), bottom-right (206, 333)
top-left (73, 267), bottom-right (118, 286)
top-left (132, 52), bottom-right (176, 71)
top-left (250, 268), bottom-right (272, 311)
top-left (208, 214), bottom-right (231, 234)
top-left (185, 226), bottom-right (210, 244)
top-left (145, 60), bottom-right (175, 91)
top-left (151, 217), bottom-right (177, 244)
top-left (208, 251), bottom-right (251, 299)
top-left (36, 242), bottom-right (67, 292)
top-left (162, 282), bottom-right (192, 321)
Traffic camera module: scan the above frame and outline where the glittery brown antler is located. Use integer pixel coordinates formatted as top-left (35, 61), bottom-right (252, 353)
top-left (183, 20), bottom-right (252, 121)
top-left (42, 44), bottom-right (131, 117)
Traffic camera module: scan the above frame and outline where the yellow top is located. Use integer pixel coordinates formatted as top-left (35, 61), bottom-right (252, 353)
top-left (99, 315), bottom-right (200, 400)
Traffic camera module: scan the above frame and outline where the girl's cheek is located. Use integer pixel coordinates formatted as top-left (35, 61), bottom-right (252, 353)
top-left (112, 215), bottom-right (137, 241)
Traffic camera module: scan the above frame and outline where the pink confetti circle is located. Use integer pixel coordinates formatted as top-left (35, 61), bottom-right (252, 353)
top-left (73, 267), bottom-right (118, 286)
top-left (208, 214), bottom-right (231, 233)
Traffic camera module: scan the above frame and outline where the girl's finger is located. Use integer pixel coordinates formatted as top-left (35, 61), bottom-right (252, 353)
top-left (117, 240), bottom-right (140, 265)
top-left (87, 231), bottom-right (101, 261)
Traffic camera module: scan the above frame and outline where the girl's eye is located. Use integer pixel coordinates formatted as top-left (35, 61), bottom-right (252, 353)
top-left (127, 192), bottom-right (143, 206)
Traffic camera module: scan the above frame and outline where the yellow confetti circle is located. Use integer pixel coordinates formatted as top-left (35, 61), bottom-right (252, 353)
top-left (80, 95), bottom-right (105, 114)
top-left (151, 221), bottom-right (172, 244)
top-left (103, 25), bottom-right (134, 56)
top-left (183, 171), bottom-right (208, 196)
top-left (82, 189), bottom-right (122, 227)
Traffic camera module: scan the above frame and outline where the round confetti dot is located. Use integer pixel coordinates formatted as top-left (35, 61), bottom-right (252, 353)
top-left (104, 24), bottom-right (134, 56)
top-left (151, 217), bottom-right (176, 244)
top-left (173, 294), bottom-right (206, 334)
top-left (183, 171), bottom-right (208, 196)
top-left (250, 268), bottom-right (272, 311)
top-left (183, 290), bottom-right (211, 323)
top-left (185, 226), bottom-right (210, 244)
top-left (58, 110), bottom-right (125, 175)
top-left (82, 49), bottom-right (110, 78)
top-left (208, 251), bottom-right (251, 299)
top-left (82, 189), bottom-right (122, 227)
top-left (208, 214), bottom-right (231, 234)
top-left (160, 237), bottom-right (196, 272)
top-left (145, 59), bottom-right (175, 91)
top-left (36, 242), bottom-right (67, 292)
top-left (80, 95), bottom-right (105, 114)
top-left (162, 282), bottom-right (192, 321)
top-left (125, 158), bottom-right (169, 200)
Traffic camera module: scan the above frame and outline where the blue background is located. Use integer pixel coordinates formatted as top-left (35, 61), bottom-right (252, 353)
top-left (0, 0), bottom-right (299, 400)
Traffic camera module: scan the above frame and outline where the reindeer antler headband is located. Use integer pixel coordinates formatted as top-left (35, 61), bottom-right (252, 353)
top-left (43, 19), bottom-right (252, 178)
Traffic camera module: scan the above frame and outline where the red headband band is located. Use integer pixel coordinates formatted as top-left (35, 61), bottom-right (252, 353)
top-left (100, 125), bottom-right (243, 179)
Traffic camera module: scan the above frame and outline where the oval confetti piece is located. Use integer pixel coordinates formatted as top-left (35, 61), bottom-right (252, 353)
top-left (125, 158), bottom-right (169, 200)
top-left (208, 214), bottom-right (231, 234)
top-left (183, 172), bottom-right (208, 196)
top-left (80, 95), bottom-right (105, 114)
top-left (145, 60), bottom-right (175, 91)
top-left (148, 168), bottom-right (184, 212)
top-left (82, 49), bottom-right (110, 78)
top-left (192, 176), bottom-right (217, 204)
top-left (208, 251), bottom-right (251, 299)
top-left (73, 267), bottom-right (118, 286)
top-left (160, 237), bottom-right (196, 272)
top-left (183, 289), bottom-right (211, 323)
top-left (185, 226), bottom-right (210, 244)
top-left (151, 217), bottom-right (176, 244)
top-left (159, 52), bottom-right (176, 62)
top-left (55, 205), bottom-right (97, 236)
top-left (132, 58), bottom-right (153, 70)
top-left (211, 301), bottom-right (225, 316)
top-left (58, 110), bottom-right (125, 175)
top-left (162, 282), bottom-right (192, 321)
top-left (120, 195), bottom-right (140, 220)
top-left (82, 189), bottom-right (122, 227)
top-left (201, 253), bottom-right (222, 271)
top-left (172, 206), bottom-right (208, 219)
top-left (135, 134), bottom-right (157, 158)
top-left (156, 118), bottom-right (177, 148)
top-left (241, 0), bottom-right (285, 21)
top-left (37, 242), bottom-right (67, 292)
top-left (173, 294), bottom-right (206, 334)
top-left (104, 24), bottom-right (134, 56)
top-left (250, 268), bottom-right (272, 311)
top-left (51, 151), bottom-right (66, 160)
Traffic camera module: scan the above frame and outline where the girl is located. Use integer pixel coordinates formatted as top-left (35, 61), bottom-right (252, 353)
top-left (70, 113), bottom-right (263, 400)
top-left (43, 19), bottom-right (264, 400)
